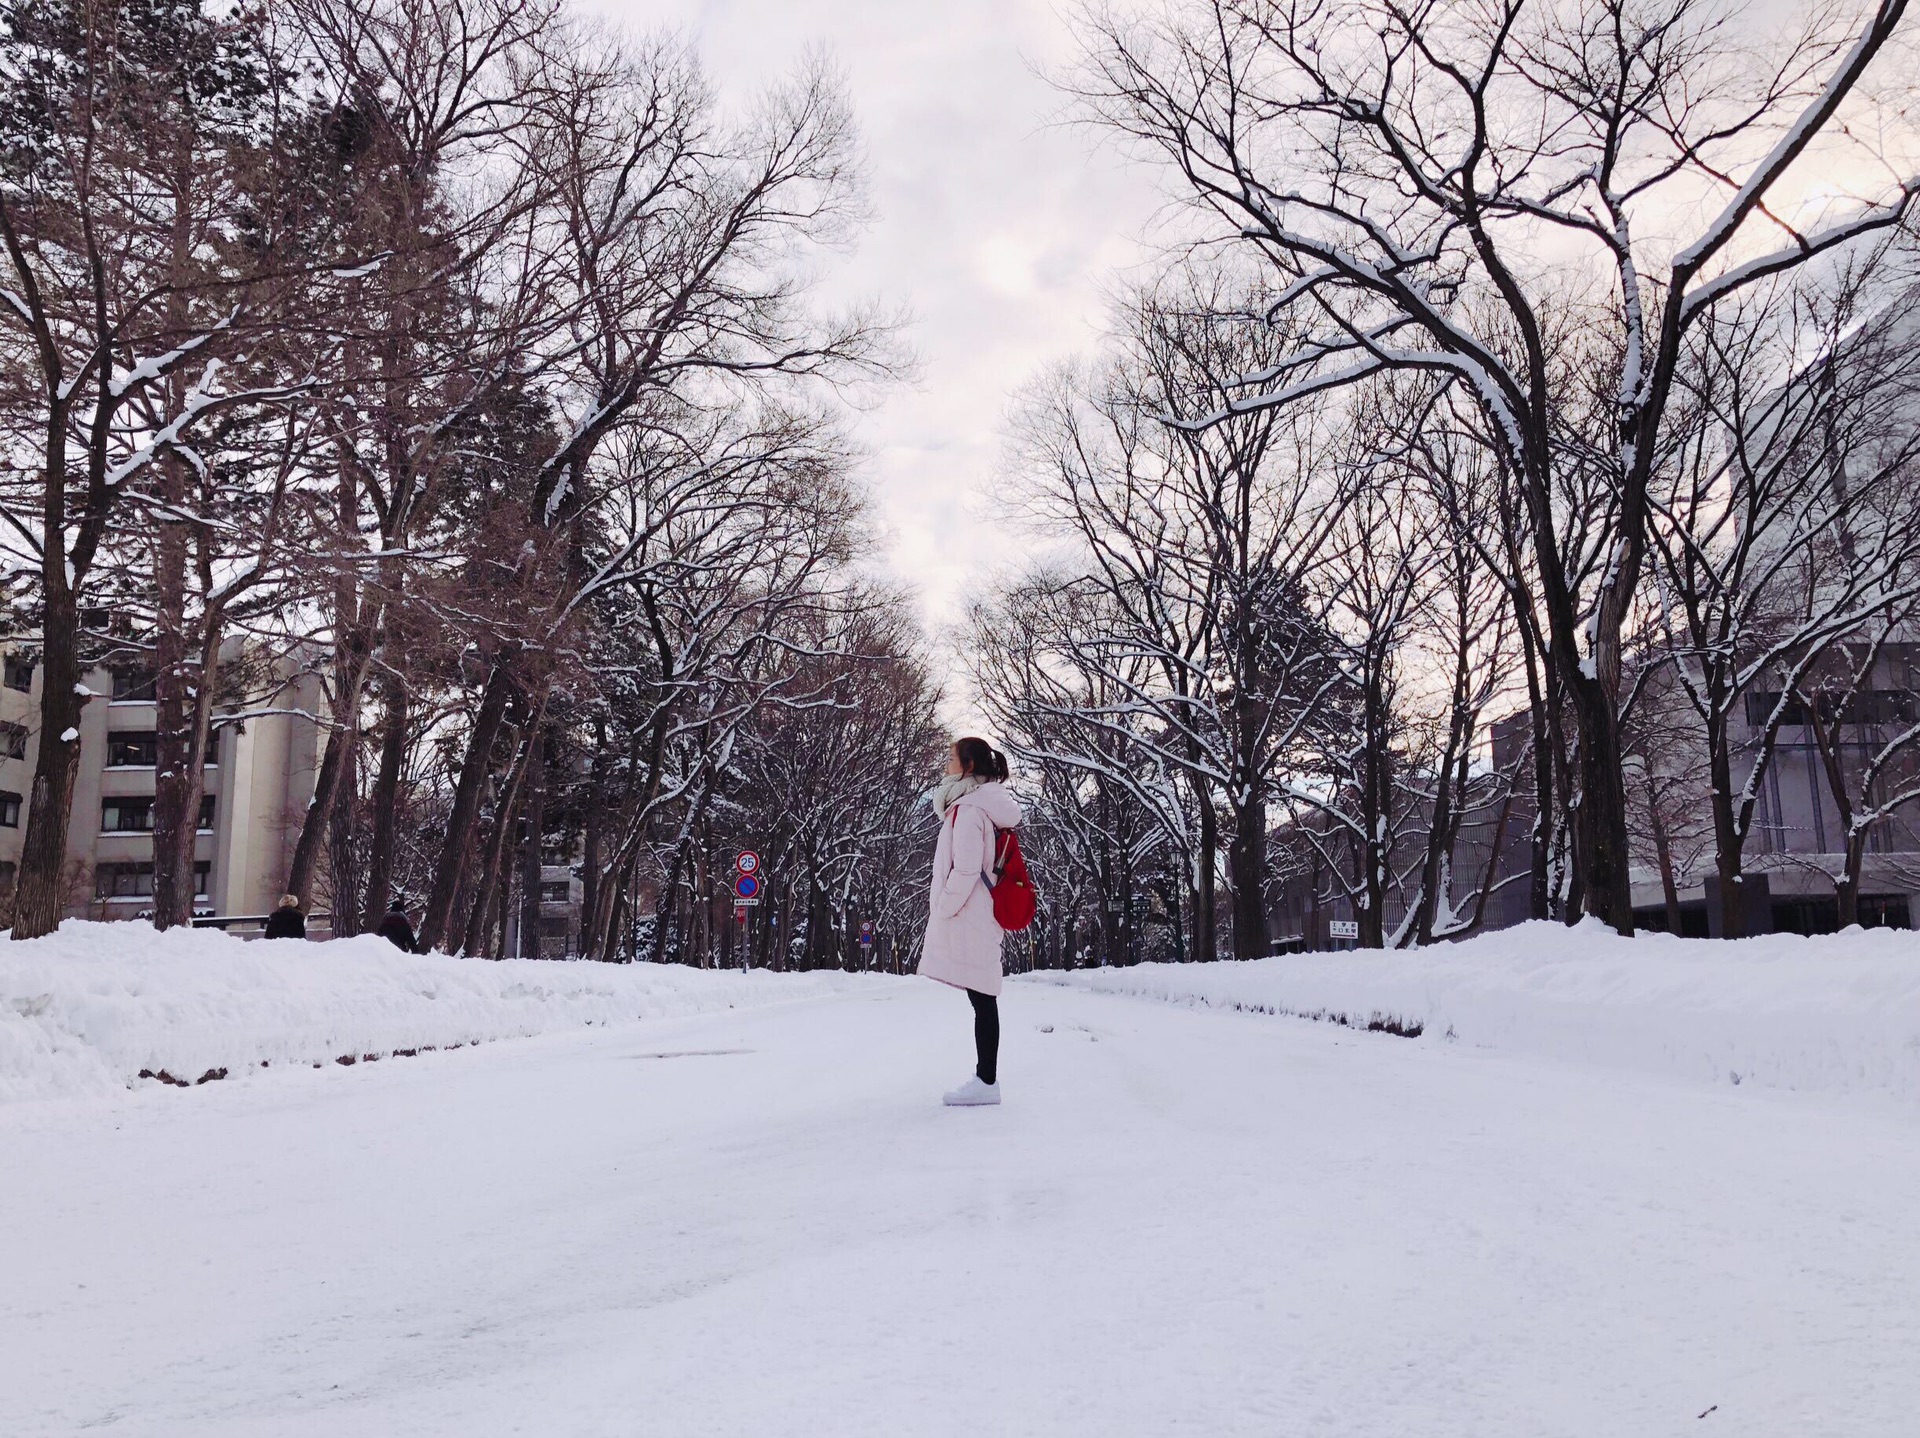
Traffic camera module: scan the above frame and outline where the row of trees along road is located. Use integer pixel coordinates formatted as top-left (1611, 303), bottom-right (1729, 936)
top-left (0, 0), bottom-right (942, 961)
top-left (965, 0), bottom-right (1920, 958)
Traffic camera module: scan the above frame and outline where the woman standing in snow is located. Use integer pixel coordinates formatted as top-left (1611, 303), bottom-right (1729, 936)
top-left (920, 737), bottom-right (1022, 1106)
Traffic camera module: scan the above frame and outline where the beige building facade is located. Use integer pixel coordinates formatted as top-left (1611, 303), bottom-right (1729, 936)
top-left (0, 646), bottom-right (325, 924)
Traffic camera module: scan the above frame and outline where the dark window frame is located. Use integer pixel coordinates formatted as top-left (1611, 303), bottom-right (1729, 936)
top-left (95, 860), bottom-right (210, 900)
top-left (101, 797), bottom-right (155, 833)
top-left (109, 666), bottom-right (157, 702)
top-left (105, 731), bottom-right (158, 769)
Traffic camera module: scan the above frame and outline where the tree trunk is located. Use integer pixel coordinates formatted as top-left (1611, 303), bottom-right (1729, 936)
top-left (418, 661), bottom-right (516, 953)
top-left (1191, 775), bottom-right (1217, 963)
top-left (1808, 703), bottom-right (1865, 930)
top-left (13, 591), bottom-right (83, 940)
top-left (149, 148), bottom-right (203, 931)
top-left (1645, 776), bottom-right (1683, 934)
top-left (517, 725), bottom-right (547, 958)
top-left (1704, 715), bottom-right (1746, 940)
top-left (155, 619), bottom-right (229, 928)
top-left (579, 720), bottom-right (605, 948)
top-left (1516, 619), bottom-right (1555, 923)
top-left (1227, 794), bottom-right (1268, 959)
top-left (1356, 663), bottom-right (1391, 950)
top-left (284, 646), bottom-right (372, 905)
top-left (150, 478), bottom-right (195, 930)
top-left (649, 833), bottom-right (691, 966)
top-left (1565, 674), bottom-right (1635, 933)
top-left (1416, 741), bottom-right (1464, 947)
top-left (1838, 832), bottom-right (1865, 928)
top-left (461, 727), bottom-right (531, 957)
top-left (328, 738), bottom-right (361, 936)
top-left (361, 673), bottom-right (408, 926)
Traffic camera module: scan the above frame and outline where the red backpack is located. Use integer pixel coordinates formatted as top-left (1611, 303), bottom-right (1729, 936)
top-left (952, 805), bottom-right (1038, 931)
top-left (988, 828), bottom-right (1038, 931)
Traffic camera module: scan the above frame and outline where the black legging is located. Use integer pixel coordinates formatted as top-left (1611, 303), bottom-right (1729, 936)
top-left (968, 989), bottom-right (999, 1086)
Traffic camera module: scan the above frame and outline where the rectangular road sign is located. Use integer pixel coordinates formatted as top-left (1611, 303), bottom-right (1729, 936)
top-left (1328, 920), bottom-right (1359, 939)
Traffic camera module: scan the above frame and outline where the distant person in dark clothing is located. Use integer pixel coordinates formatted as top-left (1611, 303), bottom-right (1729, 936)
top-left (263, 893), bottom-right (306, 940)
top-left (375, 900), bottom-right (417, 953)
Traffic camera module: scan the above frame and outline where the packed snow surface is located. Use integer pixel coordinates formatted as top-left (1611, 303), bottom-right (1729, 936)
top-left (1040, 919), bottom-right (1920, 1102)
top-left (0, 922), bottom-right (871, 1104)
top-left (4, 925), bottom-right (1919, 1434)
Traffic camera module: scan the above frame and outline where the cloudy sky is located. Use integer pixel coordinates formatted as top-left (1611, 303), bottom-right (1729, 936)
top-left (594, 0), bottom-right (1165, 642)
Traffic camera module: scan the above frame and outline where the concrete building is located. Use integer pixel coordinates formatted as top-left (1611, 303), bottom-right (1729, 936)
top-left (0, 646), bottom-right (325, 926)
top-left (1267, 670), bottom-right (1920, 950)
top-left (1614, 648), bottom-right (1920, 936)
top-left (500, 864), bottom-right (584, 959)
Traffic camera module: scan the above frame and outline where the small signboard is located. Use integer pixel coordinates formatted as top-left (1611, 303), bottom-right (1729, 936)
top-left (859, 920), bottom-right (874, 947)
top-left (735, 873), bottom-right (761, 901)
top-left (736, 851), bottom-right (761, 875)
top-left (1328, 919), bottom-right (1359, 939)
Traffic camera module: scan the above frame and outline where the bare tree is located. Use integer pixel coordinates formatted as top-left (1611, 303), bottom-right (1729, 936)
top-left (1068, 0), bottom-right (1918, 931)
top-left (965, 575), bottom-right (1188, 966)
top-left (1005, 271), bottom-right (1362, 957)
top-left (0, 0), bottom-right (335, 937)
top-left (1646, 262), bottom-right (1920, 934)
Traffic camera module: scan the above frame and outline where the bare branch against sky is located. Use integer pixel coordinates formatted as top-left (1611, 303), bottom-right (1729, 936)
top-left (596, 0), bottom-right (1162, 631)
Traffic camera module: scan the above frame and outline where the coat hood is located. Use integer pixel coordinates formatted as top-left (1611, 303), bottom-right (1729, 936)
top-left (952, 780), bottom-right (1022, 830)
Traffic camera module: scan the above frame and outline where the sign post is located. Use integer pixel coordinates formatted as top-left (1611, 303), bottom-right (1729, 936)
top-left (733, 851), bottom-right (762, 908)
top-left (734, 854), bottom-right (763, 969)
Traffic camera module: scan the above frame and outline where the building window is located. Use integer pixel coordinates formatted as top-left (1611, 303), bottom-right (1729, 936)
top-left (102, 797), bottom-right (155, 832)
top-left (1746, 687), bottom-right (1920, 728)
top-left (540, 881), bottom-right (571, 903)
top-left (0, 791), bottom-right (19, 827)
top-left (110, 666), bottom-right (157, 702)
top-left (96, 862), bottom-right (154, 898)
top-left (102, 794), bottom-right (214, 832)
top-left (106, 731), bottom-right (158, 768)
top-left (0, 722), bottom-right (24, 759)
top-left (95, 861), bottom-right (209, 900)
top-left (3, 657), bottom-right (32, 693)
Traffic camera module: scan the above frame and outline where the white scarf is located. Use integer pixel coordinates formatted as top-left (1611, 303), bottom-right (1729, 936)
top-left (934, 773), bottom-right (984, 817)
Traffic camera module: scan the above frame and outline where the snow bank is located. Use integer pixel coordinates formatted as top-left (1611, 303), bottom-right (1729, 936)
top-left (1029, 921), bottom-right (1920, 1103)
top-left (0, 922), bottom-right (874, 1105)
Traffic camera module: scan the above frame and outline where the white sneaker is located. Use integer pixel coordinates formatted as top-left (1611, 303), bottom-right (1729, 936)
top-left (942, 1076), bottom-right (1001, 1106)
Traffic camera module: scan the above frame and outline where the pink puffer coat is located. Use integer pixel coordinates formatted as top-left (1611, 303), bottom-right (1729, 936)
top-left (918, 781), bottom-right (1024, 997)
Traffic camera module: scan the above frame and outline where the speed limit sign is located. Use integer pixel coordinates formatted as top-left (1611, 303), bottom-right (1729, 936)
top-left (736, 851), bottom-right (760, 875)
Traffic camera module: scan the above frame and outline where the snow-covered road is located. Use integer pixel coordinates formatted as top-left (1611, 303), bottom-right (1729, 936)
top-left (6, 977), bottom-right (1917, 1437)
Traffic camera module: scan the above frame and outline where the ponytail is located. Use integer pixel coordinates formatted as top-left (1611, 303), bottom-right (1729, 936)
top-left (953, 736), bottom-right (1009, 782)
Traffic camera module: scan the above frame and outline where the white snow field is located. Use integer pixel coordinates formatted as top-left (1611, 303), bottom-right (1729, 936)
top-left (4, 932), bottom-right (1920, 1436)
top-left (1039, 920), bottom-right (1920, 1103)
top-left (0, 922), bottom-right (875, 1104)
